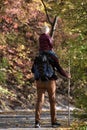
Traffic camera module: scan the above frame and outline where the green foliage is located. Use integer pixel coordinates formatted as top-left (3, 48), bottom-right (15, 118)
top-left (71, 120), bottom-right (87, 130)
top-left (15, 71), bottom-right (24, 85)
top-left (0, 34), bottom-right (6, 45)
top-left (0, 85), bottom-right (13, 97)
top-left (0, 57), bottom-right (8, 84)
top-left (0, 71), bottom-right (6, 84)
top-left (74, 87), bottom-right (87, 112)
top-left (0, 0), bottom-right (5, 13)
top-left (6, 32), bottom-right (26, 46)
top-left (1, 57), bottom-right (9, 68)
top-left (6, 32), bottom-right (18, 45)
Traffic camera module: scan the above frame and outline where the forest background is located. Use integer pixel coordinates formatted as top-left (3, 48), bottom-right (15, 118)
top-left (0, 0), bottom-right (87, 123)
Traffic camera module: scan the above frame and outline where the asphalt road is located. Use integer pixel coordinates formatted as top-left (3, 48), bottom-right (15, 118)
top-left (0, 110), bottom-right (73, 129)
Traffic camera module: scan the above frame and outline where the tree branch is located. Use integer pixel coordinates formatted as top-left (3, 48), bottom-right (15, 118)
top-left (40, 0), bottom-right (59, 39)
top-left (40, 0), bottom-right (52, 25)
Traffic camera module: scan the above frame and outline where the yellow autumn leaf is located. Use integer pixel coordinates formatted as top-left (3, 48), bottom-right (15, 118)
top-left (17, 44), bottom-right (25, 51)
top-left (21, 44), bottom-right (25, 50)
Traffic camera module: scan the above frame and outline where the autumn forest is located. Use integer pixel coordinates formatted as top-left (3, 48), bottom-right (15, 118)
top-left (0, 0), bottom-right (87, 128)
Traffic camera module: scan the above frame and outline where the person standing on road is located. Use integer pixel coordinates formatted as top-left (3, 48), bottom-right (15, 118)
top-left (34, 25), bottom-right (71, 128)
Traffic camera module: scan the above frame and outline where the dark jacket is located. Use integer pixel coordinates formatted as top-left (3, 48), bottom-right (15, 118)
top-left (39, 33), bottom-right (53, 51)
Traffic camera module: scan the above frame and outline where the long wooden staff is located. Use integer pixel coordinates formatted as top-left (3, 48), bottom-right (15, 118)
top-left (68, 59), bottom-right (71, 126)
top-left (50, 16), bottom-right (59, 38)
